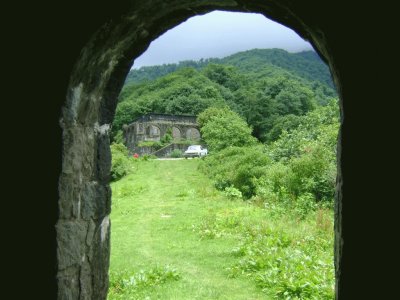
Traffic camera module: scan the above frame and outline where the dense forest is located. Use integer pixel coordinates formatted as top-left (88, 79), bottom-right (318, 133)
top-left (113, 48), bottom-right (337, 143)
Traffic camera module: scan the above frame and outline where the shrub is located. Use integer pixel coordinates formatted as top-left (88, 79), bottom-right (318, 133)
top-left (286, 143), bottom-right (335, 201)
top-left (200, 145), bottom-right (270, 198)
top-left (110, 143), bottom-right (131, 181)
top-left (253, 144), bottom-right (335, 213)
top-left (199, 100), bottom-right (339, 213)
top-left (161, 134), bottom-right (173, 144)
top-left (111, 142), bottom-right (129, 156)
top-left (266, 100), bottom-right (339, 162)
top-left (112, 130), bottom-right (125, 144)
top-left (255, 102), bottom-right (338, 208)
top-left (294, 192), bottom-right (317, 218)
top-left (223, 186), bottom-right (243, 200)
top-left (170, 149), bottom-right (183, 158)
top-left (138, 141), bottom-right (163, 149)
top-left (263, 114), bottom-right (302, 143)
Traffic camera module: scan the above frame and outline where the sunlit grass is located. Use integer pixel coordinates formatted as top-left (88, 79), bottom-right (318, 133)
top-left (108, 159), bottom-right (334, 299)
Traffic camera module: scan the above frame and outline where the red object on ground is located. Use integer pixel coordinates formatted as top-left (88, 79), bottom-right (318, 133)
top-left (133, 153), bottom-right (139, 158)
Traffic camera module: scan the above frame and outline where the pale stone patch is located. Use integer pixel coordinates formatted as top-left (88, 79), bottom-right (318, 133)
top-left (100, 215), bottom-right (110, 242)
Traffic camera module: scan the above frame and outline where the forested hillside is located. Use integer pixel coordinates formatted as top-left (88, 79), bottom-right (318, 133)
top-left (113, 48), bottom-right (337, 143)
top-left (126, 49), bottom-right (334, 88)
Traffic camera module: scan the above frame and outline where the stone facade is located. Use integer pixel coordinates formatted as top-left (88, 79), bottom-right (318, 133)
top-left (123, 114), bottom-right (201, 156)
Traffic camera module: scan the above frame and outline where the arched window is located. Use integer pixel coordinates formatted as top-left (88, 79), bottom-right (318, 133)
top-left (172, 127), bottom-right (181, 140)
top-left (186, 128), bottom-right (201, 140)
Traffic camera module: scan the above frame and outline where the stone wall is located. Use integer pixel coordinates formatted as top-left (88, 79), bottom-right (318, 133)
top-left (56, 1), bottom-right (344, 298)
top-left (137, 143), bottom-right (192, 157)
top-left (9, 0), bottom-right (399, 299)
top-left (123, 114), bottom-right (201, 155)
top-left (50, 0), bottom-right (384, 299)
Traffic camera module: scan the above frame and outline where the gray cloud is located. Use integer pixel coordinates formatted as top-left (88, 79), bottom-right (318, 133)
top-left (132, 11), bottom-right (313, 69)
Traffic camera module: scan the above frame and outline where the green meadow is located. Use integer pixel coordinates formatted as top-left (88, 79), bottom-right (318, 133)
top-left (108, 159), bottom-right (334, 299)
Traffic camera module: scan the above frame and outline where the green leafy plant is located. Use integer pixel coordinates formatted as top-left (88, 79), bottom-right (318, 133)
top-left (111, 143), bottom-right (133, 181)
top-left (224, 186), bottom-right (243, 200)
top-left (198, 107), bottom-right (257, 152)
top-left (170, 149), bottom-right (183, 158)
top-left (138, 141), bottom-right (163, 149)
top-left (200, 101), bottom-right (339, 213)
top-left (200, 145), bottom-right (270, 198)
top-left (227, 222), bottom-right (334, 299)
top-left (108, 265), bottom-right (181, 299)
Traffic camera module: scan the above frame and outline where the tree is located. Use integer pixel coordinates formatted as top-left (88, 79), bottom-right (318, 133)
top-left (202, 63), bottom-right (243, 91)
top-left (198, 107), bottom-right (257, 152)
top-left (263, 114), bottom-right (302, 142)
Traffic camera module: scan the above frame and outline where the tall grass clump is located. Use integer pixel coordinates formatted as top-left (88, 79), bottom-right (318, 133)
top-left (108, 265), bottom-right (181, 300)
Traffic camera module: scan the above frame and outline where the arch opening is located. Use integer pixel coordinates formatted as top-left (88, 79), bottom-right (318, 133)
top-left (172, 126), bottom-right (181, 141)
top-left (185, 127), bottom-right (201, 141)
top-left (145, 124), bottom-right (161, 140)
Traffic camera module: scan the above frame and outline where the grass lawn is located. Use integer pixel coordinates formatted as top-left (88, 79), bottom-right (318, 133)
top-left (108, 159), bottom-right (334, 299)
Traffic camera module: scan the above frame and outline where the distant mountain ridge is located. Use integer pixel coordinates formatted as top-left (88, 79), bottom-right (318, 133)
top-left (126, 48), bottom-right (334, 89)
top-left (220, 49), bottom-right (334, 89)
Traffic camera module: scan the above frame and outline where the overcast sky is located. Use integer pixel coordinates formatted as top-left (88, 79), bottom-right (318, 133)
top-left (132, 11), bottom-right (313, 69)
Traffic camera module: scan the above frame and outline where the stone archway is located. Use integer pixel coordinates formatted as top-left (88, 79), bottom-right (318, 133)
top-left (57, 2), bottom-right (343, 299)
top-left (172, 126), bottom-right (181, 141)
top-left (186, 127), bottom-right (201, 140)
top-left (145, 124), bottom-right (161, 140)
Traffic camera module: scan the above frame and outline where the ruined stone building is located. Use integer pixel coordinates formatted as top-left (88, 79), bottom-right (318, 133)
top-left (123, 114), bottom-right (201, 156)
